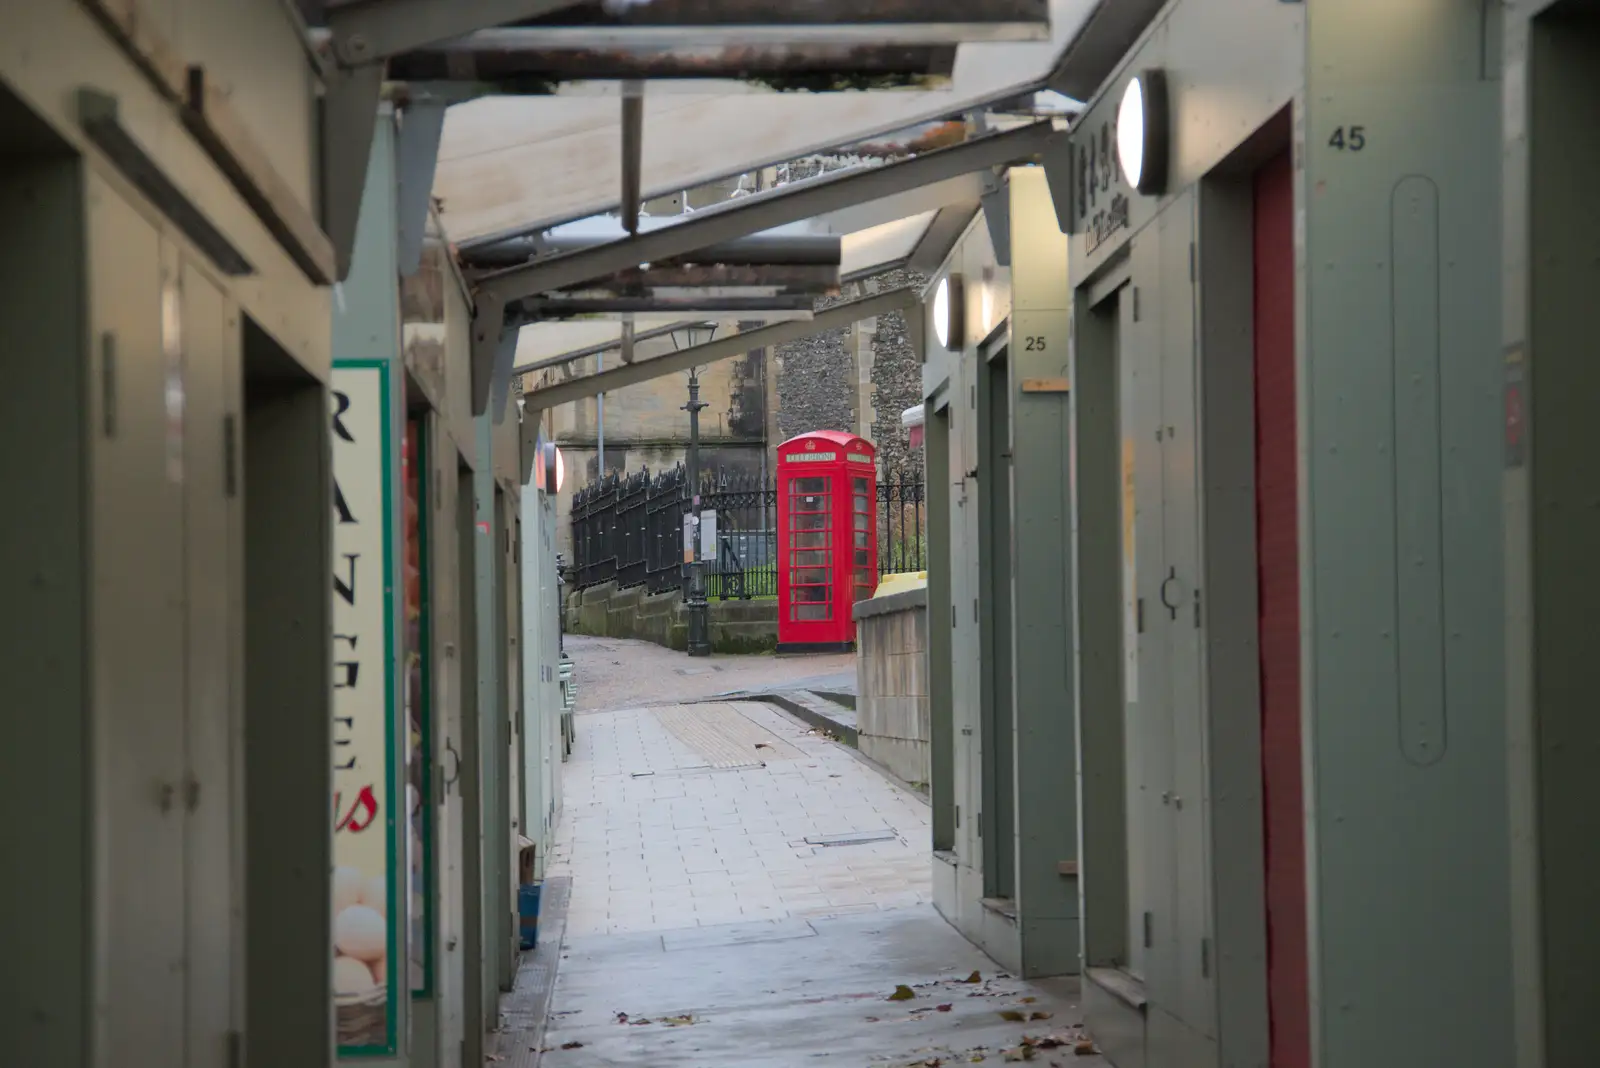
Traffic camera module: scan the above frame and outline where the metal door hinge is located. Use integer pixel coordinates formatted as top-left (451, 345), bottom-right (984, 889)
top-left (100, 332), bottom-right (117, 437)
top-left (1136, 598), bottom-right (1145, 634)
top-left (1132, 287), bottom-right (1141, 322)
top-left (973, 599), bottom-right (978, 623)
top-left (976, 812), bottom-right (982, 838)
top-left (223, 414), bottom-right (238, 497)
top-left (227, 1030), bottom-right (243, 1068)
top-left (1189, 242), bottom-right (1196, 282)
top-left (184, 776), bottom-right (201, 812)
top-left (1201, 937), bottom-right (1211, 978)
top-left (955, 805), bottom-right (961, 828)
top-left (1143, 911), bottom-right (1153, 949)
top-left (1194, 589), bottom-right (1203, 628)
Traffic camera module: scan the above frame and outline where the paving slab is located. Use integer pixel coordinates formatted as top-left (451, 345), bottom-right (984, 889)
top-left (539, 906), bottom-right (1106, 1067)
top-left (532, 639), bottom-right (1106, 1066)
top-left (545, 700), bottom-right (930, 938)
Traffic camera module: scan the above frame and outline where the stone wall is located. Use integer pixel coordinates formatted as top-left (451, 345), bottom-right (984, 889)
top-left (775, 294), bottom-right (854, 441)
top-left (774, 268), bottom-right (926, 475)
top-left (867, 268), bottom-right (928, 480)
top-left (565, 582), bottom-right (777, 654)
top-left (853, 585), bottom-right (930, 786)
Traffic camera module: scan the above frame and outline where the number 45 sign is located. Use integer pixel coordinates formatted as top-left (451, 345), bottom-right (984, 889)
top-left (1328, 125), bottom-right (1367, 151)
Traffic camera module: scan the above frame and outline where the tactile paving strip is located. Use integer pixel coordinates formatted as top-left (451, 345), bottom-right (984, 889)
top-left (651, 701), bottom-right (804, 767)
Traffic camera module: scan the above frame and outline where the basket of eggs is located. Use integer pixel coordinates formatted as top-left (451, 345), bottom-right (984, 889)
top-left (333, 866), bottom-right (389, 1046)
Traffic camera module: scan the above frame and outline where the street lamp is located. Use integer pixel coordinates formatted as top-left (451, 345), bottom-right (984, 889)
top-left (671, 322), bottom-right (718, 656)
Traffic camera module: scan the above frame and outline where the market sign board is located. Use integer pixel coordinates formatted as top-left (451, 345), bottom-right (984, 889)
top-left (331, 360), bottom-right (401, 1056)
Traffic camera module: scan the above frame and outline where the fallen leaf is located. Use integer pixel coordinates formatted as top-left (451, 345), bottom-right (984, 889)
top-left (970, 1057), bottom-right (986, 1064)
top-left (1021, 997), bottom-right (1037, 1004)
top-left (999, 1010), bottom-right (1027, 1022)
top-left (1030, 1011), bottom-right (1054, 1021)
top-left (560, 1041), bottom-right (584, 1050)
top-left (889, 984), bottom-right (917, 1001)
top-left (962, 971), bottom-right (983, 984)
top-left (629, 1018), bottom-right (653, 1026)
top-left (865, 1016), bottom-right (882, 1023)
top-left (662, 1014), bottom-right (696, 1026)
top-left (1073, 1041), bottom-right (1099, 1056)
top-left (755, 742), bottom-right (773, 749)
top-left (936, 1003), bottom-right (954, 1013)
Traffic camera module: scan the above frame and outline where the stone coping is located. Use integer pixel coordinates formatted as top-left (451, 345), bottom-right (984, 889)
top-left (853, 585), bottom-right (928, 621)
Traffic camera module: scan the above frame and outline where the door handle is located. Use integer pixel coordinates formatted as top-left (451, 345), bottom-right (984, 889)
top-left (1159, 566), bottom-right (1183, 620)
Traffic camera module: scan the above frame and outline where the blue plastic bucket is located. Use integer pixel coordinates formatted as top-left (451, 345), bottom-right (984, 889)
top-left (518, 883), bottom-right (542, 950)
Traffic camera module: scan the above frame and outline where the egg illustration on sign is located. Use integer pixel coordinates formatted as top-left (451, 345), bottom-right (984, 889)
top-left (335, 904), bottom-right (387, 963)
top-left (334, 954), bottom-right (376, 996)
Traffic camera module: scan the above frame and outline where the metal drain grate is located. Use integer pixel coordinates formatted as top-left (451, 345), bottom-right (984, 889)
top-left (803, 830), bottom-right (900, 847)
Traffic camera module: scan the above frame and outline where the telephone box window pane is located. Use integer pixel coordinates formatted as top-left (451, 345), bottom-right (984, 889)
top-left (791, 494), bottom-right (827, 510)
top-left (792, 512), bottom-right (830, 531)
top-left (790, 567), bottom-right (829, 586)
top-left (854, 531), bottom-right (870, 548)
top-left (793, 604), bottom-right (831, 621)
top-left (792, 550), bottom-right (830, 566)
top-left (854, 549), bottom-right (870, 566)
top-left (793, 531), bottom-right (830, 549)
top-left (854, 477), bottom-right (869, 492)
top-left (853, 494), bottom-right (870, 512)
top-left (793, 585), bottom-right (831, 603)
top-left (794, 477), bottom-right (829, 495)
top-left (853, 514), bottom-right (869, 531)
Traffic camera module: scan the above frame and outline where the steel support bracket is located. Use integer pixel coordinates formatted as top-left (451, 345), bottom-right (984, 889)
top-left (321, 62), bottom-right (385, 282)
top-left (396, 99), bottom-right (447, 277)
top-left (471, 296), bottom-right (512, 418)
top-left (519, 408), bottom-right (540, 487)
top-left (980, 170), bottom-right (1012, 267)
top-left (1039, 131), bottom-right (1076, 235)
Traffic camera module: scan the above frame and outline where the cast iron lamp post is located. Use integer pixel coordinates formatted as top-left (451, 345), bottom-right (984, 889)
top-left (672, 322), bottom-right (718, 656)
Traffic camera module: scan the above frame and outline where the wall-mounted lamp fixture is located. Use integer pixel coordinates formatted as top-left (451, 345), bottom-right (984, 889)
top-left (932, 272), bottom-right (965, 351)
top-left (1116, 69), bottom-right (1170, 197)
top-left (535, 441), bottom-right (565, 495)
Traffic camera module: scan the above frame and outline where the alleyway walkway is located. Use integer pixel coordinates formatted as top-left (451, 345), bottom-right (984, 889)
top-left (518, 638), bottom-right (1104, 1067)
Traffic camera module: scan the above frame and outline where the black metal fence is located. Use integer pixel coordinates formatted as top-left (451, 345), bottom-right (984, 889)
top-left (568, 466), bottom-right (925, 600)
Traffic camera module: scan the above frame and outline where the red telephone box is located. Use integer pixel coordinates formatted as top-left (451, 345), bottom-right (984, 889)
top-left (776, 431), bottom-right (878, 653)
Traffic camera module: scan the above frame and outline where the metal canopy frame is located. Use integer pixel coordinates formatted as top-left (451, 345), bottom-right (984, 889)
top-left (521, 286), bottom-right (918, 412)
top-left (475, 119), bottom-right (1057, 306)
top-left (322, 0), bottom-right (585, 65)
top-left (468, 119), bottom-right (1055, 417)
top-left (513, 319), bottom-right (706, 377)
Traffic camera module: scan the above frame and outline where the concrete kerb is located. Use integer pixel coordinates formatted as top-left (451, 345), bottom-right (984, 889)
top-left (708, 690), bottom-right (933, 806)
top-left (746, 690), bottom-right (859, 747)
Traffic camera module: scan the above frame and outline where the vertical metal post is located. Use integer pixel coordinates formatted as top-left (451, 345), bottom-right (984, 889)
top-left (684, 367), bottom-right (710, 656)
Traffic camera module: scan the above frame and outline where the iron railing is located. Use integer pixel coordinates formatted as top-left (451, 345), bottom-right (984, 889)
top-left (568, 466), bottom-right (925, 600)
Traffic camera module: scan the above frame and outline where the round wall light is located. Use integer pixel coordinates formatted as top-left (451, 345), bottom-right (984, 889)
top-left (1116, 69), bottom-right (1170, 197)
top-left (536, 442), bottom-right (565, 495)
top-left (932, 273), bottom-right (966, 351)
